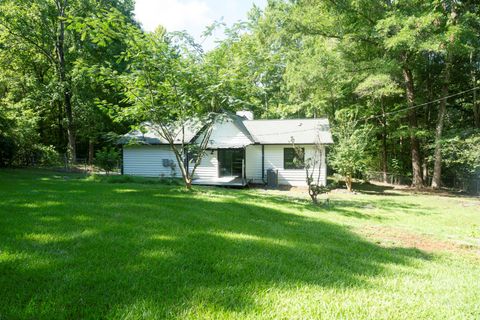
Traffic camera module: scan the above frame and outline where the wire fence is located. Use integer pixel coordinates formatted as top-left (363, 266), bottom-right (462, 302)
top-left (365, 171), bottom-right (412, 186)
top-left (51, 155), bottom-right (122, 175)
top-left (441, 176), bottom-right (480, 195)
top-left (365, 171), bottom-right (480, 195)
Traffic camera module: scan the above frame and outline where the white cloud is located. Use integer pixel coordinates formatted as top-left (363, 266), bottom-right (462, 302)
top-left (134, 0), bottom-right (268, 50)
top-left (134, 0), bottom-right (213, 33)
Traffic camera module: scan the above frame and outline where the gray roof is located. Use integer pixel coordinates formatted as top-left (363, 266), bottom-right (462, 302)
top-left (120, 121), bottom-right (201, 145)
top-left (243, 118), bottom-right (333, 144)
top-left (121, 116), bottom-right (333, 146)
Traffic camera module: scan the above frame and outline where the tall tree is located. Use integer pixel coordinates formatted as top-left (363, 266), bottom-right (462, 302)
top-left (432, 0), bottom-right (476, 188)
top-left (76, 10), bottom-right (226, 188)
top-left (355, 74), bottom-right (402, 182)
top-left (0, 0), bottom-right (134, 161)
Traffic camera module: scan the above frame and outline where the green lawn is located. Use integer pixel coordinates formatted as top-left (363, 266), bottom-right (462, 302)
top-left (1, 169), bottom-right (479, 319)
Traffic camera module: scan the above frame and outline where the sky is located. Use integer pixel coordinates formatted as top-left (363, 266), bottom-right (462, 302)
top-left (134, 0), bottom-right (268, 51)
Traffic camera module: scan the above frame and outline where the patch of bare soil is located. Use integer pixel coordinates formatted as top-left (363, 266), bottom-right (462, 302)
top-left (387, 184), bottom-right (479, 198)
top-left (358, 225), bottom-right (480, 258)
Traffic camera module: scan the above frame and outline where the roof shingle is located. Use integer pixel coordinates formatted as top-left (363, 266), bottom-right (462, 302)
top-left (121, 115), bottom-right (333, 146)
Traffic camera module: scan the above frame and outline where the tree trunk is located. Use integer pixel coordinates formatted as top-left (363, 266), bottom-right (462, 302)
top-left (345, 175), bottom-right (353, 192)
top-left (431, 74), bottom-right (449, 188)
top-left (433, 2), bottom-right (456, 189)
top-left (88, 139), bottom-right (94, 165)
top-left (402, 66), bottom-right (424, 188)
top-left (309, 187), bottom-right (318, 204)
top-left (382, 131), bottom-right (388, 183)
top-left (55, 0), bottom-right (76, 162)
top-left (185, 178), bottom-right (192, 190)
top-left (423, 157), bottom-right (428, 184)
top-left (474, 86), bottom-right (479, 129)
top-left (472, 54), bottom-right (479, 128)
top-left (381, 102), bottom-right (388, 183)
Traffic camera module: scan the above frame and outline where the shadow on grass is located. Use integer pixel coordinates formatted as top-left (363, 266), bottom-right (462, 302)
top-left (230, 189), bottom-right (434, 221)
top-left (0, 174), bottom-right (431, 319)
top-left (352, 182), bottom-right (396, 195)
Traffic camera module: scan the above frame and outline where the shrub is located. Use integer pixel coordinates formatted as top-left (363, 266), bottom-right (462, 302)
top-left (0, 135), bottom-right (16, 167)
top-left (35, 145), bottom-right (61, 167)
top-left (95, 147), bottom-right (119, 174)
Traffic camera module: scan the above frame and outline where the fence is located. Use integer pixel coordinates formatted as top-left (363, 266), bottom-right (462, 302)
top-left (365, 171), bottom-right (480, 195)
top-left (442, 176), bottom-right (480, 195)
top-left (365, 171), bottom-right (412, 186)
top-left (57, 155), bottom-right (122, 175)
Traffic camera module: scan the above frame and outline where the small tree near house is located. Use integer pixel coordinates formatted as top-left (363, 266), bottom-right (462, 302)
top-left (146, 115), bottom-right (218, 189)
top-left (78, 11), bottom-right (224, 189)
top-left (329, 110), bottom-right (372, 192)
top-left (291, 139), bottom-right (330, 205)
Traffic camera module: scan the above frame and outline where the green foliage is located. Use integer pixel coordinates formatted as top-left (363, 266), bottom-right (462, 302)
top-left (1, 0), bottom-right (480, 186)
top-left (0, 0), bottom-right (134, 163)
top-left (94, 147), bottom-right (119, 174)
top-left (440, 131), bottom-right (480, 178)
top-left (34, 145), bottom-right (61, 167)
top-left (329, 111), bottom-right (372, 191)
top-left (207, 0), bottom-right (480, 186)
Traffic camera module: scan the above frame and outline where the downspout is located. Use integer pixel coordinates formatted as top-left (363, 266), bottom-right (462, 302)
top-left (243, 146), bottom-right (247, 181)
top-left (243, 147), bottom-right (246, 184)
top-left (121, 145), bottom-right (124, 175)
top-left (261, 144), bottom-right (265, 184)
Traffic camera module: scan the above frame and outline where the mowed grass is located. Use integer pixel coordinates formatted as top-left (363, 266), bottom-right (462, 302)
top-left (0, 169), bottom-right (479, 319)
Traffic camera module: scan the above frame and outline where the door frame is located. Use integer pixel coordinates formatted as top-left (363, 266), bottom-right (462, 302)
top-left (217, 148), bottom-right (245, 178)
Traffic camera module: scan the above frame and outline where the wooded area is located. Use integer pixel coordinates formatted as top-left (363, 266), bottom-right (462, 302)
top-left (0, 0), bottom-right (479, 190)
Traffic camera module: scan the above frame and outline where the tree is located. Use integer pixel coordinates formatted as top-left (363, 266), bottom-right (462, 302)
top-left (0, 0), bottom-right (135, 162)
top-left (329, 111), bottom-right (372, 192)
top-left (2, 0), bottom-right (479, 191)
top-left (431, 0), bottom-right (475, 189)
top-left (355, 74), bottom-right (403, 182)
top-left (76, 10), bottom-right (225, 188)
top-left (292, 139), bottom-right (329, 205)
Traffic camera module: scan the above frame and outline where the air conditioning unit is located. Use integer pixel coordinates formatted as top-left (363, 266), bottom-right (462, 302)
top-left (266, 169), bottom-right (278, 188)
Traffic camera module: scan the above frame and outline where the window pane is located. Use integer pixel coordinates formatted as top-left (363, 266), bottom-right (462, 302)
top-left (284, 148), bottom-right (304, 169)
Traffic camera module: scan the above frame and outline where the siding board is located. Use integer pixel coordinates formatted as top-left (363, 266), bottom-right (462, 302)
top-left (189, 150), bottom-right (218, 179)
top-left (123, 144), bottom-right (326, 187)
top-left (246, 145), bottom-right (262, 182)
top-left (123, 145), bottom-right (179, 177)
top-left (124, 145), bottom-right (219, 180)
top-left (264, 145), bottom-right (326, 187)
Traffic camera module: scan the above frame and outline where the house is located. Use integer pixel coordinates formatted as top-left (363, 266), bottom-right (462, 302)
top-left (120, 111), bottom-right (333, 187)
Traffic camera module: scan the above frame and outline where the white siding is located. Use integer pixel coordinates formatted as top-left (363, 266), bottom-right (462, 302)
top-left (263, 145), bottom-right (326, 187)
top-left (246, 145), bottom-right (263, 182)
top-left (196, 119), bottom-right (252, 148)
top-left (124, 144), bottom-right (327, 187)
top-left (123, 145), bottom-right (219, 180)
top-left (123, 145), bottom-right (179, 177)
top-left (189, 150), bottom-right (218, 179)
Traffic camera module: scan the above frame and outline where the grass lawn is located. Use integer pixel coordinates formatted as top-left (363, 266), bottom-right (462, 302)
top-left (1, 169), bottom-right (479, 319)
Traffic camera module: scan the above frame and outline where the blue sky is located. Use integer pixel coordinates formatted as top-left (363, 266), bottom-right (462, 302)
top-left (134, 0), bottom-right (268, 51)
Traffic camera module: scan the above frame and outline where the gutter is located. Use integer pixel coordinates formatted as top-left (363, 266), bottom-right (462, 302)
top-left (261, 144), bottom-right (266, 184)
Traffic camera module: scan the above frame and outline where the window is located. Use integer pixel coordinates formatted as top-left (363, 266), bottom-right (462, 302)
top-left (284, 147), bottom-right (304, 169)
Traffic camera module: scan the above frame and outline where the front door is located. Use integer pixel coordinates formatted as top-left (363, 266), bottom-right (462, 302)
top-left (218, 149), bottom-right (244, 177)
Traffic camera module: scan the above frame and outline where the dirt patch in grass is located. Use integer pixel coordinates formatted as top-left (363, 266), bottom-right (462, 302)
top-left (358, 225), bottom-right (480, 257)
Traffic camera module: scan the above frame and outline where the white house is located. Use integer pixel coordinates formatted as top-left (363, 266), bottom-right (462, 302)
top-left (120, 111), bottom-right (333, 187)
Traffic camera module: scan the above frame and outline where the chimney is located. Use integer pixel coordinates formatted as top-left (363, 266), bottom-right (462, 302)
top-left (236, 110), bottom-right (254, 120)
